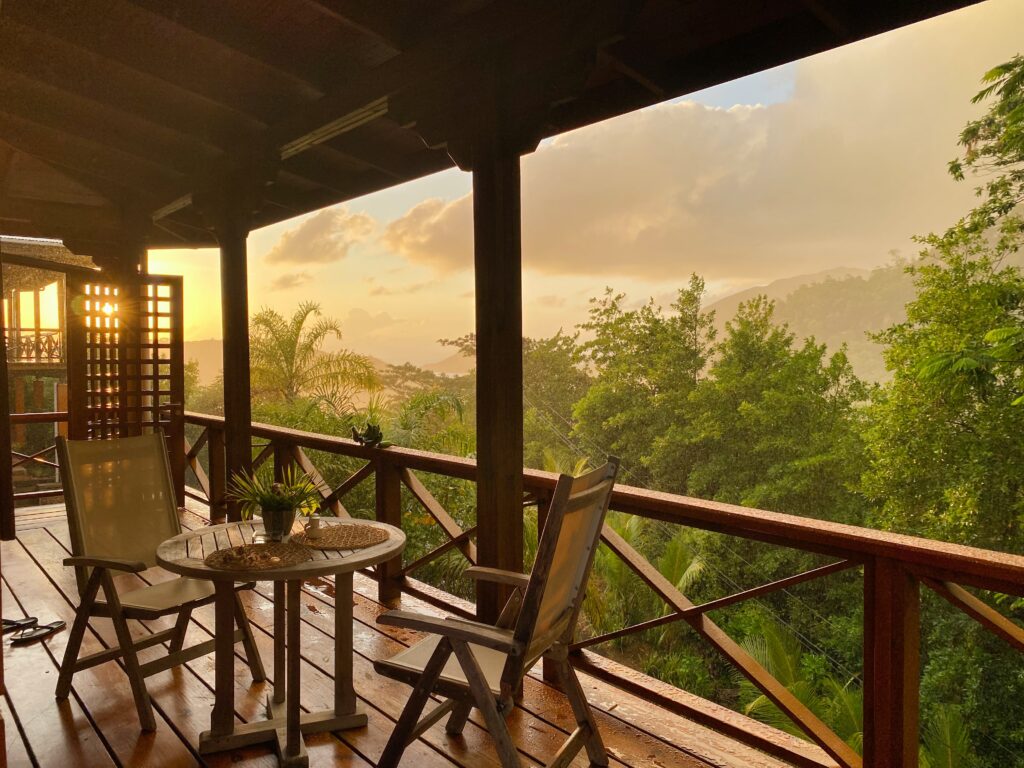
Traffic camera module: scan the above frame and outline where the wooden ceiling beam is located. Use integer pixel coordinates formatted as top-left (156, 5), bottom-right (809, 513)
top-left (271, 0), bottom-right (630, 158)
top-left (299, 0), bottom-right (416, 51)
top-left (0, 111), bottom-right (184, 194)
top-left (0, 194), bottom-right (121, 233)
top-left (800, 0), bottom-right (854, 38)
top-left (0, 23), bottom-right (264, 152)
top-left (3, 0), bottom-right (307, 127)
top-left (0, 145), bottom-right (13, 197)
top-left (0, 74), bottom-right (218, 181)
top-left (116, 0), bottom-right (331, 94)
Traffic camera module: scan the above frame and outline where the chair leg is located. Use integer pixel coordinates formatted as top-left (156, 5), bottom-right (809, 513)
top-left (55, 569), bottom-right (103, 701)
top-left (379, 638), bottom-right (454, 768)
top-left (558, 657), bottom-right (608, 767)
top-left (169, 606), bottom-right (192, 654)
top-left (445, 697), bottom-right (474, 736)
top-left (101, 573), bottom-right (157, 732)
top-left (233, 591), bottom-right (266, 683)
top-left (452, 640), bottom-right (522, 768)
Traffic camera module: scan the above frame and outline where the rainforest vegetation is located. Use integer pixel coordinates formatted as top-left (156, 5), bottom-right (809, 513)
top-left (184, 56), bottom-right (1024, 766)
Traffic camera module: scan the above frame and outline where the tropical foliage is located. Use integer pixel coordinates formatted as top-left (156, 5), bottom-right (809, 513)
top-left (180, 55), bottom-right (1024, 767)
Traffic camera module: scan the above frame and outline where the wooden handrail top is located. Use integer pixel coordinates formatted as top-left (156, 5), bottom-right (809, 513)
top-left (10, 411), bottom-right (69, 424)
top-left (184, 411), bottom-right (1024, 594)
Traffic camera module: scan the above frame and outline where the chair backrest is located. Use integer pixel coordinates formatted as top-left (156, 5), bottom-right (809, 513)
top-left (57, 432), bottom-right (181, 595)
top-left (506, 458), bottom-right (619, 686)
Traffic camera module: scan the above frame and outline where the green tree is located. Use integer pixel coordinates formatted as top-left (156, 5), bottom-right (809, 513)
top-left (949, 55), bottom-right (1024, 233)
top-left (865, 226), bottom-right (1024, 550)
top-left (249, 302), bottom-right (378, 414)
top-left (573, 275), bottom-right (715, 484)
top-left (523, 331), bottom-right (591, 470)
top-left (664, 295), bottom-right (867, 524)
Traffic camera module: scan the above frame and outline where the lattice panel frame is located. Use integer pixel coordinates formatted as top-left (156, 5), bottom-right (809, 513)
top-left (67, 274), bottom-right (185, 500)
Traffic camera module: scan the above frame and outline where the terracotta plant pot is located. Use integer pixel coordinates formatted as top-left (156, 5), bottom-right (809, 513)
top-left (259, 507), bottom-right (297, 542)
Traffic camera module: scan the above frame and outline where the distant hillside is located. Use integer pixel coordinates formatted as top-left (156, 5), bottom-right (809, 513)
top-left (705, 266), bottom-right (914, 383)
top-left (423, 351), bottom-right (475, 376)
top-left (184, 339), bottom-right (224, 385)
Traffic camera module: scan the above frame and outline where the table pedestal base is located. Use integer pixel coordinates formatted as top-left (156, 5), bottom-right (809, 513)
top-left (198, 700), bottom-right (368, 767)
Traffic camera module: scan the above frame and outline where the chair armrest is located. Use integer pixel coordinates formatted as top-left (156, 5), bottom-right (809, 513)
top-left (463, 566), bottom-right (530, 590)
top-left (378, 610), bottom-right (521, 655)
top-left (63, 556), bottom-right (147, 573)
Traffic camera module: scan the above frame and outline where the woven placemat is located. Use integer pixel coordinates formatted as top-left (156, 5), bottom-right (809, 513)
top-left (292, 523), bottom-right (389, 551)
top-left (204, 542), bottom-right (312, 571)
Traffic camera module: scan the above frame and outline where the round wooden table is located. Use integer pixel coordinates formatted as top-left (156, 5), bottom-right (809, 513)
top-left (157, 519), bottom-right (405, 768)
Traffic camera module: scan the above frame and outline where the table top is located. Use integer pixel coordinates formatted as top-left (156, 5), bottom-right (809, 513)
top-left (156, 519), bottom-right (406, 582)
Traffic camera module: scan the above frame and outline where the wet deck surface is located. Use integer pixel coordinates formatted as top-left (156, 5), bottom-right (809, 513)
top-left (1, 502), bottom-right (802, 767)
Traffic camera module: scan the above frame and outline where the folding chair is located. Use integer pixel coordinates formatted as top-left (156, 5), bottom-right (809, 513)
top-left (55, 432), bottom-right (265, 731)
top-left (375, 458), bottom-right (620, 767)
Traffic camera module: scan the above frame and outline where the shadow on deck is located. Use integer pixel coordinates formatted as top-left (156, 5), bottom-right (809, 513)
top-left (1, 502), bottom-right (803, 768)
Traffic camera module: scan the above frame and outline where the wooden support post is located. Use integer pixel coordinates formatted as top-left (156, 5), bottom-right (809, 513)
top-left (472, 141), bottom-right (524, 623)
top-left (195, 163), bottom-right (273, 520)
top-left (215, 208), bottom-right (253, 520)
top-left (13, 380), bottom-right (25, 445)
top-left (864, 559), bottom-right (920, 768)
top-left (55, 382), bottom-right (68, 438)
top-left (208, 424), bottom-right (227, 521)
top-left (0, 263), bottom-right (15, 541)
top-left (375, 458), bottom-right (403, 605)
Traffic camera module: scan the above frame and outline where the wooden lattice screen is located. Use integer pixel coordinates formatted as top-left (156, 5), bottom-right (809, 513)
top-left (66, 274), bottom-right (185, 502)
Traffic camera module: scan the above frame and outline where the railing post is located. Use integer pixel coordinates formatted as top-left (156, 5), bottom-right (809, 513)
top-left (208, 424), bottom-right (227, 522)
top-left (273, 440), bottom-right (293, 482)
top-left (375, 456), bottom-right (403, 606)
top-left (864, 558), bottom-right (920, 768)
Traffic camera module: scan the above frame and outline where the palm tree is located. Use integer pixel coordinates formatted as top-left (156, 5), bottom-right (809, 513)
top-left (250, 302), bottom-right (378, 414)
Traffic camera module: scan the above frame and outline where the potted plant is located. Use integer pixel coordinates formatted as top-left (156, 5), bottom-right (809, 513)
top-left (228, 466), bottom-right (321, 542)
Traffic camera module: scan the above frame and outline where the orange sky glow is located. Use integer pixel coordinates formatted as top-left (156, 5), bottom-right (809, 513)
top-left (148, 0), bottom-right (1023, 367)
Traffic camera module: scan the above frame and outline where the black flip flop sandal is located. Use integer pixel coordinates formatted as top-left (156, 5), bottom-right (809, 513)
top-left (2, 617), bottom-right (37, 634)
top-left (10, 620), bottom-right (65, 645)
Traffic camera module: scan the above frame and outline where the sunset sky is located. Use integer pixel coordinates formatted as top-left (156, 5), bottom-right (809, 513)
top-left (149, 0), bottom-right (1024, 367)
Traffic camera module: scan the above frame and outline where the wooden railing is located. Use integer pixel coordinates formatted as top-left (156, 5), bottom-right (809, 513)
top-left (183, 410), bottom-right (1024, 768)
top-left (9, 410), bottom-right (68, 503)
top-left (4, 327), bottom-right (64, 364)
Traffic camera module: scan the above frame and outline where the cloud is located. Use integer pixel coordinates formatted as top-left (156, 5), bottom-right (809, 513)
top-left (268, 272), bottom-right (313, 290)
top-left (533, 294), bottom-right (566, 308)
top-left (342, 307), bottom-right (401, 337)
top-left (381, 0), bottom-right (1023, 282)
top-left (266, 206), bottom-right (375, 264)
top-left (382, 198), bottom-right (472, 272)
top-left (365, 278), bottom-right (431, 296)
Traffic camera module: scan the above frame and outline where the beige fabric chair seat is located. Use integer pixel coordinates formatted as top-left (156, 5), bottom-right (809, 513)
top-left (374, 459), bottom-right (620, 768)
top-left (98, 577), bottom-right (215, 614)
top-left (382, 634), bottom-right (507, 695)
top-left (56, 432), bottom-right (265, 732)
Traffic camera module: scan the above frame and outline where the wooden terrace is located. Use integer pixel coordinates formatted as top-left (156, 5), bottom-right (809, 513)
top-left (1, 499), bottom-right (803, 768)
top-left (1, 3), bottom-right (1019, 767)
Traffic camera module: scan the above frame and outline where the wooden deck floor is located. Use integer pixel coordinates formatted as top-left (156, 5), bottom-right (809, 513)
top-left (1, 503), bottom-right (801, 768)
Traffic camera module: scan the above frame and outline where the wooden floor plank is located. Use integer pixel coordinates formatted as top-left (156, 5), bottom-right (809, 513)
top-left (1, 537), bottom-right (197, 768)
top-left (5, 507), bottom-right (805, 768)
top-left (1, 689), bottom-right (38, 768)
top-left (243, 583), bottom-right (608, 768)
top-left (2, 579), bottom-right (116, 768)
top-left (26, 527), bottom-right (282, 768)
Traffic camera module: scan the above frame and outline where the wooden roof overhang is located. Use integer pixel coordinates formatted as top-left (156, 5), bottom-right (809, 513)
top-left (0, 0), bottom-right (982, 254)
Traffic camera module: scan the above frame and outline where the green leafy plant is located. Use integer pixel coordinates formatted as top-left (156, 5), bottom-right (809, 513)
top-left (227, 465), bottom-right (322, 520)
